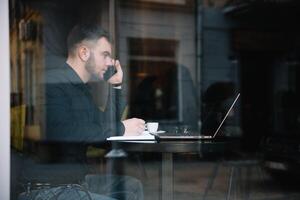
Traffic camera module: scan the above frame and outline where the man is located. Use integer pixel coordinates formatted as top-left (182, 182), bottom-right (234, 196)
top-left (44, 24), bottom-right (145, 199)
top-left (46, 24), bottom-right (145, 141)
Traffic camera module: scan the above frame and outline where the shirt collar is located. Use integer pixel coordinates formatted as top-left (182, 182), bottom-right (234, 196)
top-left (62, 62), bottom-right (85, 86)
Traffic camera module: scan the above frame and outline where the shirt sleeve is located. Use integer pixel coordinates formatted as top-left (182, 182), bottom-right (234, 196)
top-left (99, 86), bottom-right (127, 136)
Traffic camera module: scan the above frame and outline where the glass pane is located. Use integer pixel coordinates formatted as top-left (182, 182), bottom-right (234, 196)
top-left (117, 0), bottom-right (199, 131)
top-left (9, 0), bottom-right (300, 200)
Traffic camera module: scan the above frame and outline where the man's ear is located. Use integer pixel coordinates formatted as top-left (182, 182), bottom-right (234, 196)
top-left (78, 46), bottom-right (90, 62)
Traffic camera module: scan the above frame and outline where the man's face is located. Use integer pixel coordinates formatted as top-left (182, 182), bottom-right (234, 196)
top-left (85, 37), bottom-right (113, 80)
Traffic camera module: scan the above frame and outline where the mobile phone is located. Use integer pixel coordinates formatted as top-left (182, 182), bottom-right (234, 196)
top-left (103, 65), bottom-right (116, 81)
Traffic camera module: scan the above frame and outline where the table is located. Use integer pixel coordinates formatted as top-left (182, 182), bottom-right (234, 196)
top-left (110, 140), bottom-right (233, 200)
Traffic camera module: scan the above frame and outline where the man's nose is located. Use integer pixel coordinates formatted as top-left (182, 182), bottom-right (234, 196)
top-left (106, 57), bottom-right (114, 66)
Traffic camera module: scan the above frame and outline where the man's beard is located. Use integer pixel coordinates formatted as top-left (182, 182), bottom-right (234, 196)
top-left (85, 53), bottom-right (101, 81)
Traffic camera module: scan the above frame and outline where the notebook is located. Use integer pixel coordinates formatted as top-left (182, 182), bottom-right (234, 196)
top-left (107, 131), bottom-right (156, 141)
top-left (151, 93), bottom-right (240, 141)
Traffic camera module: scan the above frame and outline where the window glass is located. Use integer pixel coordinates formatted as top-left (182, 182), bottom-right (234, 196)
top-left (9, 0), bottom-right (242, 199)
top-left (15, 0), bottom-right (300, 199)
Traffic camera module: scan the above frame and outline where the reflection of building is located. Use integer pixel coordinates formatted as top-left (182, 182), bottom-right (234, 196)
top-left (117, 1), bottom-right (198, 124)
top-left (127, 38), bottom-right (179, 120)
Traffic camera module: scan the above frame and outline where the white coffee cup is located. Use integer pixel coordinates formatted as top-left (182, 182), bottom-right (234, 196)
top-left (146, 122), bottom-right (159, 133)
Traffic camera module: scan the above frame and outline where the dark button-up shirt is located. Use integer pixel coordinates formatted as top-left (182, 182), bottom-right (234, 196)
top-left (45, 62), bottom-right (125, 144)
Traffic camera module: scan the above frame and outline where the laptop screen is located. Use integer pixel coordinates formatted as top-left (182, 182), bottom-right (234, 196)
top-left (201, 93), bottom-right (240, 138)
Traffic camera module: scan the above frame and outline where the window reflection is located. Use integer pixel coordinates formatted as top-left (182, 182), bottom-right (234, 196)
top-left (9, 0), bottom-right (300, 199)
top-left (128, 38), bottom-right (178, 120)
top-left (9, 0), bottom-right (240, 199)
top-left (116, 0), bottom-right (198, 131)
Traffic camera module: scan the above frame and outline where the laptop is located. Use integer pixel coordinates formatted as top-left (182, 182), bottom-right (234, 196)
top-left (152, 93), bottom-right (240, 140)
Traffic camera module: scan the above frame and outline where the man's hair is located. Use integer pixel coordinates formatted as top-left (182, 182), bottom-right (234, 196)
top-left (67, 23), bottom-right (112, 55)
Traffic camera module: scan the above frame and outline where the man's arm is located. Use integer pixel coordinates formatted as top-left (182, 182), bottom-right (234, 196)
top-left (105, 60), bottom-right (145, 135)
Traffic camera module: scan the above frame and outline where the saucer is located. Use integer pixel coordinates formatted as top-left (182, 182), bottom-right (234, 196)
top-left (155, 130), bottom-right (166, 134)
top-left (143, 130), bottom-right (166, 134)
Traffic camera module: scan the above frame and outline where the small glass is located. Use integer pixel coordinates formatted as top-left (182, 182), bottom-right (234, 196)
top-left (180, 125), bottom-right (190, 135)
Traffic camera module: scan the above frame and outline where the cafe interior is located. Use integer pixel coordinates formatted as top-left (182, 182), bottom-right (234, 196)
top-left (3, 0), bottom-right (300, 199)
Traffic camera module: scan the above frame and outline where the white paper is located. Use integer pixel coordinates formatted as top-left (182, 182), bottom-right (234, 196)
top-left (107, 131), bottom-right (156, 141)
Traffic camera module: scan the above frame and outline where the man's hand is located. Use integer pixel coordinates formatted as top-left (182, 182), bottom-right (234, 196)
top-left (108, 60), bottom-right (123, 85)
top-left (122, 118), bottom-right (145, 136)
